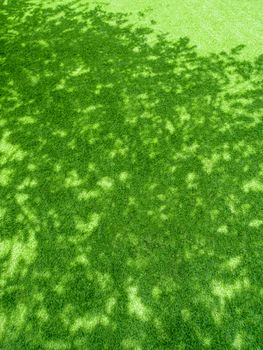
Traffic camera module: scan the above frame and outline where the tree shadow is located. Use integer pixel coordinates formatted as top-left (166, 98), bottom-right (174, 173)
top-left (0, 1), bottom-right (262, 349)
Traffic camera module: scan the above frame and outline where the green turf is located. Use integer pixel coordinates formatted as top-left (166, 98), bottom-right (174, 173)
top-left (106, 0), bottom-right (263, 59)
top-left (0, 0), bottom-right (262, 349)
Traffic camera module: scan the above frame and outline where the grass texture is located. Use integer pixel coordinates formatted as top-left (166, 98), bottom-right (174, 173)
top-left (0, 0), bottom-right (262, 349)
top-left (107, 0), bottom-right (263, 58)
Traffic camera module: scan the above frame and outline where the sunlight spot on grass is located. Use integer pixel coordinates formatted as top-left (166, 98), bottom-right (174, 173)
top-left (53, 164), bottom-right (61, 174)
top-left (159, 205), bottom-right (166, 212)
top-left (37, 39), bottom-right (49, 47)
top-left (212, 278), bottom-right (250, 303)
top-left (148, 183), bottom-right (158, 191)
top-left (210, 209), bottom-right (220, 221)
top-left (222, 151), bottom-right (231, 161)
top-left (201, 154), bottom-right (220, 174)
top-left (64, 170), bottom-right (83, 188)
top-left (124, 115), bottom-right (138, 126)
top-left (218, 121), bottom-right (231, 132)
top-left (127, 255), bottom-right (148, 270)
top-left (146, 54), bottom-right (158, 61)
top-left (237, 143), bottom-right (256, 158)
top-left (160, 213), bottom-right (168, 221)
top-left (54, 282), bottom-right (65, 295)
top-left (127, 285), bottom-right (150, 321)
top-left (11, 303), bottom-right (27, 331)
top-left (71, 314), bottom-right (109, 333)
top-left (240, 203), bottom-right (251, 215)
top-left (233, 333), bottom-right (243, 350)
top-left (177, 106), bottom-right (191, 123)
top-left (152, 286), bottom-right (161, 300)
top-left (36, 307), bottom-right (49, 322)
top-left (184, 248), bottom-right (193, 260)
top-left (16, 213), bottom-right (25, 223)
top-left (243, 278), bottom-right (250, 288)
top-left (0, 131), bottom-right (26, 164)
top-left (202, 337), bottom-right (212, 347)
top-left (4, 231), bottom-right (37, 278)
top-left (165, 119), bottom-right (175, 134)
top-left (18, 206), bottom-right (38, 225)
top-left (0, 168), bottom-right (13, 186)
top-left (70, 65), bottom-right (90, 77)
top-left (243, 178), bottom-right (263, 193)
top-left (81, 105), bottom-right (97, 114)
top-left (106, 297), bottom-right (116, 314)
top-left (126, 231), bottom-right (138, 244)
top-left (18, 116), bottom-right (36, 124)
top-left (178, 142), bottom-right (200, 159)
top-left (0, 119), bottom-right (7, 127)
top-left (54, 78), bottom-right (66, 90)
top-left (78, 189), bottom-right (100, 201)
top-left (122, 338), bottom-right (142, 350)
top-left (195, 328), bottom-right (212, 348)
top-left (217, 225), bottom-right (228, 234)
top-left (186, 171), bottom-right (198, 189)
top-left (119, 171), bottom-right (129, 182)
top-left (87, 162), bottom-right (96, 172)
top-left (0, 239), bottom-right (11, 259)
top-left (211, 308), bottom-right (224, 325)
top-left (97, 176), bottom-right (114, 190)
top-left (60, 304), bottom-right (74, 327)
top-left (0, 206), bottom-right (7, 220)
top-left (243, 165), bottom-right (249, 173)
top-left (169, 165), bottom-right (177, 173)
top-left (128, 196), bottom-right (136, 206)
top-left (32, 290), bottom-right (45, 302)
top-left (72, 254), bottom-right (89, 267)
top-left (0, 313), bottom-right (6, 338)
top-left (133, 46), bottom-right (140, 53)
top-left (15, 192), bottom-right (29, 205)
top-left (156, 193), bottom-right (165, 201)
top-left (47, 209), bottom-right (60, 229)
top-left (95, 271), bottom-right (112, 290)
top-left (27, 163), bottom-right (37, 171)
top-left (225, 194), bottom-right (239, 214)
top-left (53, 129), bottom-right (67, 137)
top-left (95, 84), bottom-right (104, 95)
top-left (249, 219), bottom-right (263, 228)
top-left (28, 72), bottom-right (40, 86)
top-left (181, 308), bottom-right (191, 322)
top-left (46, 340), bottom-right (70, 350)
top-left (17, 176), bottom-right (37, 190)
top-left (153, 317), bottom-right (162, 330)
top-left (212, 281), bottom-right (235, 300)
top-left (222, 256), bottom-right (242, 271)
top-left (50, 9), bottom-right (65, 20)
top-left (75, 212), bottom-right (101, 235)
top-left (109, 138), bottom-right (129, 158)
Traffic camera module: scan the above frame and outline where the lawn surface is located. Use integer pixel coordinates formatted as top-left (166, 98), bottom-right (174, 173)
top-left (0, 1), bottom-right (262, 349)
top-left (106, 0), bottom-right (263, 58)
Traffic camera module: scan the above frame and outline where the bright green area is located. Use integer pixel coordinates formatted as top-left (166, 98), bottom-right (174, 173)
top-left (28, 0), bottom-right (263, 58)
top-left (0, 0), bottom-right (263, 349)
top-left (105, 0), bottom-right (263, 58)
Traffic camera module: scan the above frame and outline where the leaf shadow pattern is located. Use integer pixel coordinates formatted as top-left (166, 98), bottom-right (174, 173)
top-left (0, 1), bottom-right (262, 349)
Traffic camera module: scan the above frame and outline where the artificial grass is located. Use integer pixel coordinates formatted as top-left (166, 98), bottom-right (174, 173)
top-left (0, 0), bottom-right (262, 349)
top-left (107, 0), bottom-right (263, 59)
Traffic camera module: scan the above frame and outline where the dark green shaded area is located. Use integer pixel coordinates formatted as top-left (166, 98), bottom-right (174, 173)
top-left (0, 1), bottom-right (262, 349)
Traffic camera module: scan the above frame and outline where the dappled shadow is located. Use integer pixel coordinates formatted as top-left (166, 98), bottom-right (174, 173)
top-left (0, 0), bottom-right (262, 349)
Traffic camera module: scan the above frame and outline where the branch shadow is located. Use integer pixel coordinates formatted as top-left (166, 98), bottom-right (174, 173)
top-left (0, 1), bottom-right (262, 349)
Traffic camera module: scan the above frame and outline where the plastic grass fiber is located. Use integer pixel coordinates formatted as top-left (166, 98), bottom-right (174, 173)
top-left (0, 0), bottom-right (262, 349)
